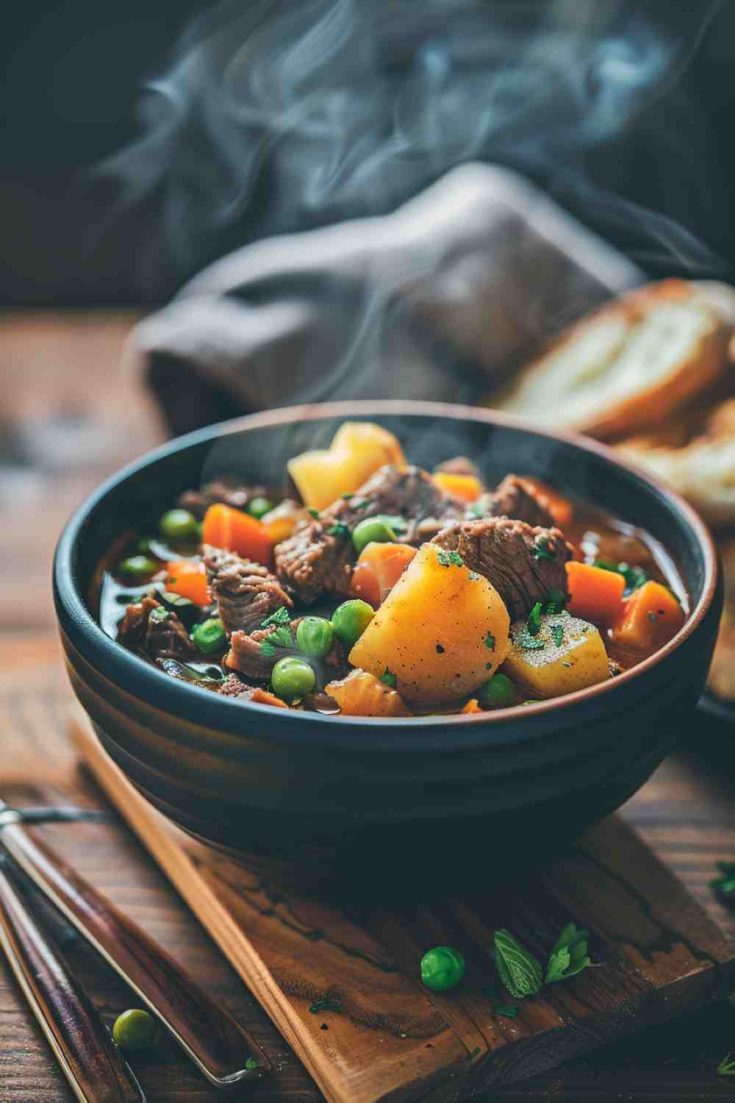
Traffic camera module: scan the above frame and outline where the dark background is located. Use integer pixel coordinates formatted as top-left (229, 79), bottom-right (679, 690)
top-left (2, 0), bottom-right (734, 307)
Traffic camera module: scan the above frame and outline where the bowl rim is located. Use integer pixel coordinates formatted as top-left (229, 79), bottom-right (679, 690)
top-left (54, 399), bottom-right (718, 750)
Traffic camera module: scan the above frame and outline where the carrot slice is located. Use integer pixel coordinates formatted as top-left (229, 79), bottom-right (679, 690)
top-left (613, 580), bottom-right (684, 651)
top-left (165, 560), bottom-right (209, 606)
top-left (251, 687), bottom-right (288, 709)
top-left (461, 698), bottom-right (483, 714)
top-left (566, 561), bottom-right (625, 626)
top-left (350, 542), bottom-right (418, 608)
top-left (521, 477), bottom-right (573, 528)
top-left (202, 503), bottom-right (273, 566)
top-left (433, 472), bottom-right (484, 502)
top-left (325, 670), bottom-right (411, 717)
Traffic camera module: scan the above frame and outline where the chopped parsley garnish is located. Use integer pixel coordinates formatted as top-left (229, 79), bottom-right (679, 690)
top-left (718, 1054), bottom-right (735, 1077)
top-left (260, 625), bottom-right (293, 657)
top-left (261, 606), bottom-right (291, 629)
top-left (551, 624), bottom-right (565, 648)
top-left (309, 996), bottom-right (342, 1014)
top-left (710, 861), bottom-right (735, 901)
top-left (149, 606), bottom-right (170, 624)
top-left (544, 587), bottom-right (567, 614)
top-left (380, 670), bottom-right (397, 688)
top-left (527, 602), bottom-right (544, 636)
top-left (308, 507), bottom-right (321, 519)
top-left (245, 1057), bottom-right (261, 1071)
top-left (532, 536), bottom-right (556, 562)
top-left (517, 630), bottom-right (545, 651)
top-left (327, 522), bottom-right (351, 539)
top-left (485, 633), bottom-right (495, 650)
top-left (593, 558), bottom-right (648, 593)
top-left (437, 549), bottom-right (464, 568)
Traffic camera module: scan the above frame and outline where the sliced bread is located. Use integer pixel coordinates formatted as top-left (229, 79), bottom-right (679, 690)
top-left (494, 279), bottom-right (732, 439)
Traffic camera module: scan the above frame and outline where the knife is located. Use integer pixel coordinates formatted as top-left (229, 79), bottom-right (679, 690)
top-left (0, 801), bottom-right (268, 1086)
top-left (0, 856), bottom-right (145, 1103)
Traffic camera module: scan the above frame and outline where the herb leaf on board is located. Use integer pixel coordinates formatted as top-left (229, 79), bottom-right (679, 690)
top-left (493, 929), bottom-right (543, 1000)
top-left (545, 923), bottom-right (591, 984)
top-left (710, 861), bottom-right (735, 901)
top-left (717, 1053), bottom-right (735, 1077)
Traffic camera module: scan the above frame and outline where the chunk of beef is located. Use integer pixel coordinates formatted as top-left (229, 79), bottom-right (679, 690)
top-left (226, 616), bottom-right (346, 684)
top-left (431, 517), bottom-right (573, 621)
top-left (177, 480), bottom-right (277, 519)
top-left (118, 595), bottom-right (195, 660)
top-left (225, 625), bottom-right (292, 681)
top-left (204, 546), bottom-right (292, 635)
top-left (435, 456), bottom-right (482, 480)
top-left (474, 475), bottom-right (555, 529)
top-left (274, 523), bottom-right (355, 605)
top-left (275, 465), bottom-right (463, 603)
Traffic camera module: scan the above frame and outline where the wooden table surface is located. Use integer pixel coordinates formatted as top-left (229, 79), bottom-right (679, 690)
top-left (2, 312), bottom-right (735, 1102)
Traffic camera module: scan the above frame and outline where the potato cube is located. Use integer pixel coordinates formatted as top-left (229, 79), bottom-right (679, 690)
top-left (502, 612), bottom-right (610, 699)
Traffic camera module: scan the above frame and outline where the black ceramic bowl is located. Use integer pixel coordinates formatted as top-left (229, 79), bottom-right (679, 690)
top-left (54, 401), bottom-right (721, 896)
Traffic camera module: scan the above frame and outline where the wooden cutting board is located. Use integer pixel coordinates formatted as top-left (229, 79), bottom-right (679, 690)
top-left (70, 706), bottom-right (735, 1103)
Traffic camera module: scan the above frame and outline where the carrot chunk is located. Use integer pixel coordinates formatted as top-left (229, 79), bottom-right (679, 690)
top-left (566, 561), bottom-right (625, 626)
top-left (613, 580), bottom-right (684, 651)
top-left (350, 542), bottom-right (417, 608)
top-left (521, 477), bottom-right (573, 527)
top-left (165, 560), bottom-right (210, 606)
top-left (251, 688), bottom-right (289, 709)
top-left (461, 698), bottom-right (483, 714)
top-left (202, 503), bottom-right (273, 567)
top-left (433, 472), bottom-right (484, 502)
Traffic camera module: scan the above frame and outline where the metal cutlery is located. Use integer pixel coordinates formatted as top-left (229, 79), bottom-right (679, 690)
top-left (0, 800), bottom-right (268, 1087)
top-left (0, 855), bottom-right (145, 1103)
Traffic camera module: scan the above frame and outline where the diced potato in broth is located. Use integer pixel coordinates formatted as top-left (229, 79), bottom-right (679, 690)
top-left (503, 613), bottom-right (610, 699)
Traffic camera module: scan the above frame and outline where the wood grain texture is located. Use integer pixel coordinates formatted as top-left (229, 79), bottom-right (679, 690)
top-left (70, 704), bottom-right (735, 1103)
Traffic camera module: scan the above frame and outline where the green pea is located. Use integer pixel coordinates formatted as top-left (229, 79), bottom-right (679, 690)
top-left (479, 672), bottom-right (515, 709)
top-left (295, 616), bottom-right (335, 659)
top-left (190, 617), bottom-right (226, 654)
top-left (247, 497), bottom-right (273, 520)
top-left (420, 946), bottom-right (465, 992)
top-left (331, 599), bottom-right (374, 650)
top-left (117, 555), bottom-right (159, 581)
top-left (112, 1008), bottom-right (157, 1053)
top-left (159, 508), bottom-right (199, 542)
top-left (272, 656), bottom-right (316, 702)
top-left (351, 516), bottom-right (397, 555)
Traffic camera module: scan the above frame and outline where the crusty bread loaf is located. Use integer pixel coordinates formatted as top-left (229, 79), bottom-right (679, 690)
top-left (494, 279), bottom-right (732, 439)
top-left (619, 394), bottom-right (735, 528)
top-left (708, 536), bottom-right (735, 700)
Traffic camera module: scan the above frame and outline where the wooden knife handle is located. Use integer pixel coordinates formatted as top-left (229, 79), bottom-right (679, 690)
top-left (1, 821), bottom-right (264, 1085)
top-left (0, 861), bottom-right (143, 1103)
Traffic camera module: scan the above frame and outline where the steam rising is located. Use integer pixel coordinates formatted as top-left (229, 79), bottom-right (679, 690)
top-left (105, 0), bottom-right (724, 277)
